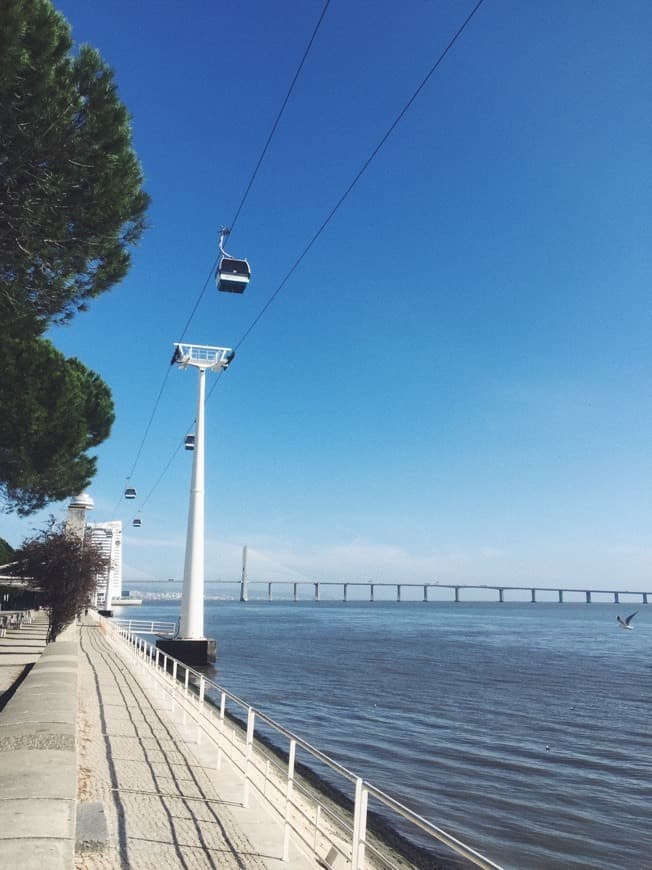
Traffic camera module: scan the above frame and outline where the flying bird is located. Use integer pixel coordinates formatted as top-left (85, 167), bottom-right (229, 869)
top-left (616, 611), bottom-right (638, 630)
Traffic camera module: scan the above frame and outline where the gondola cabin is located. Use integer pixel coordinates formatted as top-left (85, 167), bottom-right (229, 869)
top-left (132, 518), bottom-right (142, 528)
top-left (184, 435), bottom-right (196, 451)
top-left (125, 487), bottom-right (137, 500)
top-left (216, 256), bottom-right (250, 293)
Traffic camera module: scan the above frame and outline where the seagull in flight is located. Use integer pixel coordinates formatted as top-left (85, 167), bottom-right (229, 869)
top-left (616, 611), bottom-right (639, 630)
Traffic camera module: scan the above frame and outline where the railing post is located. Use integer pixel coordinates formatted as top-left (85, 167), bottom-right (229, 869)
top-left (283, 738), bottom-right (296, 861)
top-left (313, 805), bottom-right (321, 853)
top-left (243, 707), bottom-right (255, 807)
top-left (172, 660), bottom-right (178, 682)
top-left (184, 666), bottom-right (190, 693)
top-left (351, 777), bottom-right (368, 870)
top-left (199, 675), bottom-right (205, 707)
top-left (216, 691), bottom-right (226, 769)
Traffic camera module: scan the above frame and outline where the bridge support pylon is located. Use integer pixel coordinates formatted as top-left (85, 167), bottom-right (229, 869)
top-left (240, 545), bottom-right (248, 602)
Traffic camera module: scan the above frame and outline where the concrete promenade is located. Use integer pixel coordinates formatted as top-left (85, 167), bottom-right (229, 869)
top-left (0, 617), bottom-right (79, 868)
top-left (0, 609), bottom-right (49, 702)
top-left (0, 615), bottom-right (323, 870)
top-left (76, 619), bottom-right (319, 869)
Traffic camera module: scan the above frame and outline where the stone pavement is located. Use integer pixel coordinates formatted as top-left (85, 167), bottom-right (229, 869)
top-left (77, 621), bottom-right (321, 869)
top-left (0, 609), bottom-right (49, 701)
top-left (0, 620), bottom-right (80, 869)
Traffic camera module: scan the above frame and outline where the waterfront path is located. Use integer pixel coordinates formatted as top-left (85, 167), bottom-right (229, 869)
top-left (0, 609), bottom-right (49, 705)
top-left (77, 620), bottom-right (319, 869)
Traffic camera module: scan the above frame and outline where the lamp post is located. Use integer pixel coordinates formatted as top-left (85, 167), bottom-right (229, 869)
top-left (157, 342), bottom-right (234, 666)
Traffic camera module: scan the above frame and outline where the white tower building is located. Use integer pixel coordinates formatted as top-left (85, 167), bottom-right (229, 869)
top-left (87, 521), bottom-right (123, 607)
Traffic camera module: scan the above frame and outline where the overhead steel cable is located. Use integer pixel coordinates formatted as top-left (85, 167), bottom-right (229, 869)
top-left (228, 0), bottom-right (331, 235)
top-left (112, 3), bottom-right (330, 515)
top-left (232, 0), bottom-right (487, 352)
top-left (167, 0), bottom-right (332, 338)
top-left (125, 0), bottom-right (487, 514)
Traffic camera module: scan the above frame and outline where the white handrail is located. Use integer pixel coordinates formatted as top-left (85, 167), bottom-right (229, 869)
top-left (104, 617), bottom-right (503, 870)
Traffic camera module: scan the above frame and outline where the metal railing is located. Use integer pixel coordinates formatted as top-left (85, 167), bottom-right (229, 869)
top-left (111, 618), bottom-right (176, 636)
top-left (0, 609), bottom-right (35, 637)
top-left (103, 617), bottom-right (502, 870)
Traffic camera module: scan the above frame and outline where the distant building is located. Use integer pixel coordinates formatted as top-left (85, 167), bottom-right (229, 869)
top-left (86, 521), bottom-right (123, 607)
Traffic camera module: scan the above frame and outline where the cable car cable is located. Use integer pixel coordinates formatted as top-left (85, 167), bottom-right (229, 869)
top-left (228, 0), bottom-right (331, 236)
top-left (122, 0), bottom-right (485, 517)
top-left (110, 5), bottom-right (330, 512)
top-left (164, 1), bottom-right (331, 332)
top-left (233, 0), bottom-right (487, 352)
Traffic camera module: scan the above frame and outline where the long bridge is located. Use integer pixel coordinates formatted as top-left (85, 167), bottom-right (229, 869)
top-left (234, 579), bottom-right (650, 605)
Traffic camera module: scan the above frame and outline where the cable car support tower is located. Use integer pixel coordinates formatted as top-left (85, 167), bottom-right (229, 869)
top-left (157, 342), bottom-right (235, 666)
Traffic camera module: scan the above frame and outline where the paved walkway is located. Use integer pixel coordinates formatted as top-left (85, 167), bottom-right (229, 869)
top-left (77, 622), bottom-right (318, 869)
top-left (0, 610), bottom-right (49, 702)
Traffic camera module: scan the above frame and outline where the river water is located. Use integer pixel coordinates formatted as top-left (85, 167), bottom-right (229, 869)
top-left (113, 593), bottom-right (651, 869)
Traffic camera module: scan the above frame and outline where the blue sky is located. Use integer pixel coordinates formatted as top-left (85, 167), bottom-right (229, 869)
top-left (3, 0), bottom-right (650, 589)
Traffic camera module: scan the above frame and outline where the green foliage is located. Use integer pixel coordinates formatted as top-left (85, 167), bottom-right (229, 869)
top-left (0, 0), bottom-right (150, 331)
top-left (0, 337), bottom-right (115, 516)
top-left (19, 520), bottom-right (108, 641)
top-left (0, 538), bottom-right (15, 566)
top-left (0, 0), bottom-right (147, 514)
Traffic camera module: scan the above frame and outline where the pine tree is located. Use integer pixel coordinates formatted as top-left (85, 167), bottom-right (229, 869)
top-left (0, 337), bottom-right (115, 516)
top-left (0, 1), bottom-right (148, 514)
top-left (0, 0), bottom-right (150, 332)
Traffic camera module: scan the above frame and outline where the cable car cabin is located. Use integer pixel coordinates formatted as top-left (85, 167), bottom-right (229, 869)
top-left (184, 435), bottom-right (196, 451)
top-left (216, 256), bottom-right (250, 293)
top-left (132, 518), bottom-right (142, 528)
top-left (125, 487), bottom-right (137, 500)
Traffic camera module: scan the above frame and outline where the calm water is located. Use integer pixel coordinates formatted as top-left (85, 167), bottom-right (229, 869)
top-left (114, 595), bottom-right (652, 869)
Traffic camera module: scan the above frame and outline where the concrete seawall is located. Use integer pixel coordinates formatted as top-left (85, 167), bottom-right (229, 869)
top-left (0, 623), bottom-right (79, 869)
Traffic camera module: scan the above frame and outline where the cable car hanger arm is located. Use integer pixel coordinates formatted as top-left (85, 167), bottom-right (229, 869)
top-left (218, 226), bottom-right (234, 258)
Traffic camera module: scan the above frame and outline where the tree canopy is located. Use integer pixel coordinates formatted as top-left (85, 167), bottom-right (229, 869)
top-left (20, 521), bottom-right (109, 641)
top-left (0, 0), bottom-right (149, 515)
top-left (0, 538), bottom-right (15, 566)
top-left (0, 0), bottom-right (150, 332)
top-left (0, 337), bottom-right (115, 515)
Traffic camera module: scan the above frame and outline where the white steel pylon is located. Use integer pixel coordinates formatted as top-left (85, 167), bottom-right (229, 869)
top-left (173, 343), bottom-right (234, 640)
